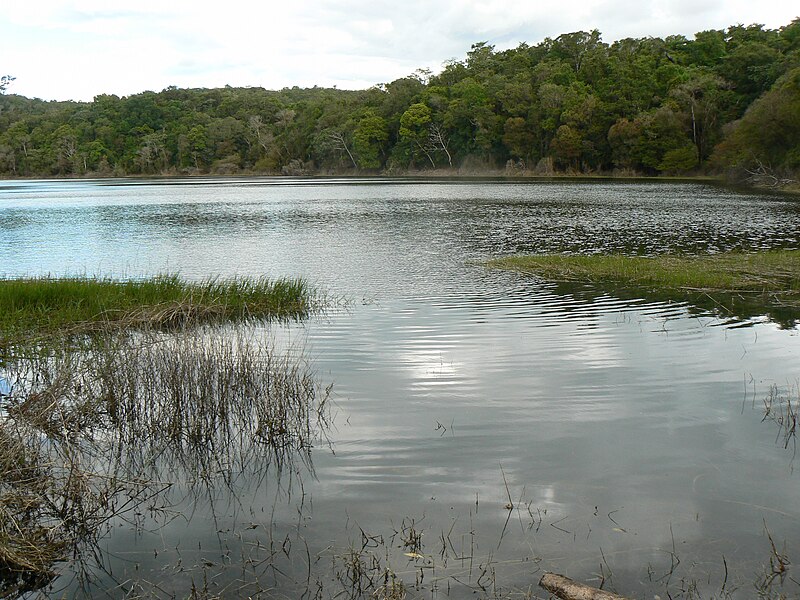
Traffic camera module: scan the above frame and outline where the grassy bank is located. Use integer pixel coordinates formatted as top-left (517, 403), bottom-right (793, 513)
top-left (488, 250), bottom-right (800, 324)
top-left (488, 250), bottom-right (800, 291)
top-left (0, 274), bottom-right (314, 347)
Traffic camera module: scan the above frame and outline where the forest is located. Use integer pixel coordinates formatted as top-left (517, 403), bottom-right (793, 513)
top-left (0, 18), bottom-right (799, 181)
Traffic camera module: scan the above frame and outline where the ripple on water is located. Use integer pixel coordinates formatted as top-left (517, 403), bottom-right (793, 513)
top-left (3, 179), bottom-right (800, 598)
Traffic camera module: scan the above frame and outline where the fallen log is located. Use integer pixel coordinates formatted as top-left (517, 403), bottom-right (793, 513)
top-left (539, 573), bottom-right (630, 600)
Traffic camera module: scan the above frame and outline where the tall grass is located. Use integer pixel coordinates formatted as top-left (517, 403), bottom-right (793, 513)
top-left (0, 275), bottom-right (315, 348)
top-left (0, 273), bottom-right (330, 594)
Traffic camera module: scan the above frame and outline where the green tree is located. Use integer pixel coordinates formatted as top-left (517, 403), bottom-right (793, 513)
top-left (51, 124), bottom-right (79, 174)
top-left (0, 75), bottom-right (15, 93)
top-left (712, 66), bottom-right (800, 174)
top-left (658, 145), bottom-right (699, 173)
top-left (607, 118), bottom-right (641, 169)
top-left (503, 117), bottom-right (535, 160)
top-left (669, 70), bottom-right (729, 165)
top-left (550, 124), bottom-right (582, 169)
top-left (399, 103), bottom-right (435, 167)
top-left (353, 112), bottom-right (388, 169)
top-left (184, 125), bottom-right (209, 170)
top-left (549, 30), bottom-right (605, 74)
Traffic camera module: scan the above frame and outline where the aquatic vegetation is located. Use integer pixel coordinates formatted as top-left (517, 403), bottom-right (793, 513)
top-left (0, 324), bottom-right (331, 595)
top-left (0, 275), bottom-right (315, 350)
top-left (487, 250), bottom-right (800, 293)
top-left (0, 272), bottom-right (330, 594)
top-left (762, 383), bottom-right (798, 450)
top-left (488, 250), bottom-right (800, 326)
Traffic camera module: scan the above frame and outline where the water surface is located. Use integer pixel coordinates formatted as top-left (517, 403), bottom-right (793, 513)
top-left (2, 177), bottom-right (800, 599)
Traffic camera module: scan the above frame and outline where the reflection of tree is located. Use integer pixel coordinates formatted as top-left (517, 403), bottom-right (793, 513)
top-left (0, 326), bottom-right (330, 596)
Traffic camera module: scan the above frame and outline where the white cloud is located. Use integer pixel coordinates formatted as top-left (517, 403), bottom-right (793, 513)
top-left (2, 0), bottom-right (797, 101)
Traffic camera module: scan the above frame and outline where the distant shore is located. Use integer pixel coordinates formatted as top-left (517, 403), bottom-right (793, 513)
top-left (3, 170), bottom-right (797, 195)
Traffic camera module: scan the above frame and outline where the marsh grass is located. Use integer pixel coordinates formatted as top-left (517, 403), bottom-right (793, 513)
top-left (488, 250), bottom-right (800, 325)
top-left (0, 414), bottom-right (159, 597)
top-left (0, 275), bottom-right (314, 350)
top-left (0, 324), bottom-right (330, 595)
top-left (0, 273), bottom-right (328, 594)
top-left (762, 383), bottom-right (798, 450)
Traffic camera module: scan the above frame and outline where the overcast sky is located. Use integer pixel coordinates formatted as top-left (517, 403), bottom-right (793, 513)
top-left (2, 0), bottom-right (798, 102)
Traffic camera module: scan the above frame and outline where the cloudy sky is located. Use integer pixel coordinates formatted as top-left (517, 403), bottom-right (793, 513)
top-left (2, 0), bottom-right (798, 102)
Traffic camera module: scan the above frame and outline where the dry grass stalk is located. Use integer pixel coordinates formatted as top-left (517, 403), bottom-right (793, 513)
top-left (762, 383), bottom-right (799, 449)
top-left (0, 323), bottom-right (330, 595)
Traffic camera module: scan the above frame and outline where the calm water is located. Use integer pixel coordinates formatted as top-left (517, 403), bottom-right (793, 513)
top-left (2, 177), bottom-right (800, 598)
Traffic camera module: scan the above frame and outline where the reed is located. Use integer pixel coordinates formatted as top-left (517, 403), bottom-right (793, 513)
top-left (0, 324), bottom-right (330, 593)
top-left (762, 383), bottom-right (798, 449)
top-left (0, 274), bottom-right (315, 349)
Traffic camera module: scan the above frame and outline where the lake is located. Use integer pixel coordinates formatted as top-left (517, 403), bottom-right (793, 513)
top-left (2, 177), bottom-right (800, 599)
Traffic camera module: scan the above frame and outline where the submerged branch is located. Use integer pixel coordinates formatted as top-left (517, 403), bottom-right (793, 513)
top-left (540, 572), bottom-right (630, 600)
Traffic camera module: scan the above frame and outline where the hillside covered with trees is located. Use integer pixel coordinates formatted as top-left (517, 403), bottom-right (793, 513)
top-left (1, 19), bottom-right (799, 181)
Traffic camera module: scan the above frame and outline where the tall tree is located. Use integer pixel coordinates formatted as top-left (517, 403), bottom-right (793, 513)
top-left (0, 75), bottom-right (15, 93)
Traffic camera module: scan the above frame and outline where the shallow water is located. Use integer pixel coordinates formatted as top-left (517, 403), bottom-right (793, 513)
top-left (2, 177), bottom-right (800, 598)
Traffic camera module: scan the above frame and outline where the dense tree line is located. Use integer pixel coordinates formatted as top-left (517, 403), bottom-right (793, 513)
top-left (1, 19), bottom-right (799, 180)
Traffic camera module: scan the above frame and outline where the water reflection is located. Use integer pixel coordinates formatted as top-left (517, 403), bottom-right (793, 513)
top-left (502, 277), bottom-right (800, 329)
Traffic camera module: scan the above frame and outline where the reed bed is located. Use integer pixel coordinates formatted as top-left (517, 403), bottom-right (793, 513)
top-left (0, 274), bottom-right (326, 593)
top-left (0, 275), bottom-right (315, 350)
top-left (0, 321), bottom-right (330, 594)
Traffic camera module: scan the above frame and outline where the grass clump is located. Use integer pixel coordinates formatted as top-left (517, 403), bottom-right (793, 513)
top-left (488, 250), bottom-right (800, 325)
top-left (0, 274), bottom-right (314, 347)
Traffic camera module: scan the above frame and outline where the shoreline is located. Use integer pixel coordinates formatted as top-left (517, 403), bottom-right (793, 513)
top-left (3, 171), bottom-right (796, 195)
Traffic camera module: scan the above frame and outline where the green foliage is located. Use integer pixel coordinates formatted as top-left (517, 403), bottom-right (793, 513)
top-left (0, 18), bottom-right (798, 177)
top-left (399, 103), bottom-right (435, 167)
top-left (0, 75), bottom-right (14, 93)
top-left (609, 107), bottom-right (689, 172)
top-left (658, 145), bottom-right (699, 172)
top-left (550, 124), bottom-right (582, 169)
top-left (711, 66), bottom-right (800, 174)
top-left (353, 112), bottom-right (388, 169)
top-left (503, 117), bottom-right (535, 160)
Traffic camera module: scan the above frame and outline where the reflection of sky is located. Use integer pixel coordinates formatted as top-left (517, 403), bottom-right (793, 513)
top-left (4, 179), bottom-right (800, 597)
top-left (304, 296), bottom-right (800, 596)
